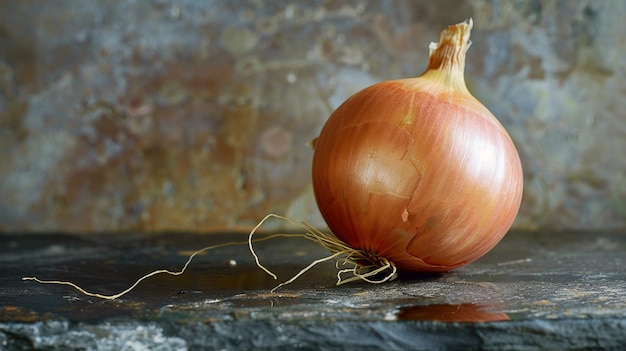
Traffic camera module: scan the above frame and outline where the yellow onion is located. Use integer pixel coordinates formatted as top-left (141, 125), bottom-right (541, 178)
top-left (20, 20), bottom-right (525, 298)
top-left (312, 19), bottom-right (523, 273)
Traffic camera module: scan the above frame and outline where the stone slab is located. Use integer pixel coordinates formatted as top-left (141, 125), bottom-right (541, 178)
top-left (1, 229), bottom-right (625, 350)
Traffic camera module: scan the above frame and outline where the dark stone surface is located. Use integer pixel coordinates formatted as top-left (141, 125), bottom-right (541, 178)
top-left (1, 230), bottom-right (625, 350)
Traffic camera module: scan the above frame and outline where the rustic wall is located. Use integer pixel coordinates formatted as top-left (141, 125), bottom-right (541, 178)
top-left (1, 0), bottom-right (624, 232)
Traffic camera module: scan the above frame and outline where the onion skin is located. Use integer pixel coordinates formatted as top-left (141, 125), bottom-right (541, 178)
top-left (311, 19), bottom-right (523, 273)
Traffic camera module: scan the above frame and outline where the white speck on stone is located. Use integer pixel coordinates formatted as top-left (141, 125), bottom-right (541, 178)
top-left (286, 72), bottom-right (297, 83)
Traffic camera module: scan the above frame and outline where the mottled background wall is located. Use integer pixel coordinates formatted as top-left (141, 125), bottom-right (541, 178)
top-left (1, 0), bottom-right (625, 233)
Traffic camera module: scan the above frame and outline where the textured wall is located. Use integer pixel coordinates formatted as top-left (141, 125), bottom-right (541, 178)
top-left (1, 0), bottom-right (625, 232)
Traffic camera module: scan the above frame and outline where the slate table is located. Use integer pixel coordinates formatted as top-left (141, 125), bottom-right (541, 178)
top-left (1, 229), bottom-right (625, 350)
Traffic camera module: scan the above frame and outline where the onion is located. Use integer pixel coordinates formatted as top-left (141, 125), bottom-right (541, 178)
top-left (22, 20), bottom-right (525, 297)
top-left (311, 19), bottom-right (523, 273)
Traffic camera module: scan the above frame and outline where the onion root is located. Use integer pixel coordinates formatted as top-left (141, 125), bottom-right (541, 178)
top-left (22, 214), bottom-right (397, 299)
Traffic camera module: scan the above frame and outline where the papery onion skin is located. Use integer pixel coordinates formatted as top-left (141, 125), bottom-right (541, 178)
top-left (311, 19), bottom-right (523, 272)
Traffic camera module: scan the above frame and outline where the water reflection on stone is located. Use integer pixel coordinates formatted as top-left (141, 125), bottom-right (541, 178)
top-left (397, 303), bottom-right (510, 322)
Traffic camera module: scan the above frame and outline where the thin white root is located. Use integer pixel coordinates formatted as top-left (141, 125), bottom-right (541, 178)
top-left (24, 213), bottom-right (400, 299)
top-left (248, 214), bottom-right (399, 291)
top-left (248, 213), bottom-right (307, 280)
top-left (269, 251), bottom-right (344, 293)
top-left (337, 258), bottom-right (398, 285)
top-left (22, 268), bottom-right (179, 300)
top-left (22, 233), bottom-right (304, 300)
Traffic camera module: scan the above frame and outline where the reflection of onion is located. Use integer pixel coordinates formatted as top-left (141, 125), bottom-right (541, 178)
top-left (397, 303), bottom-right (510, 322)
